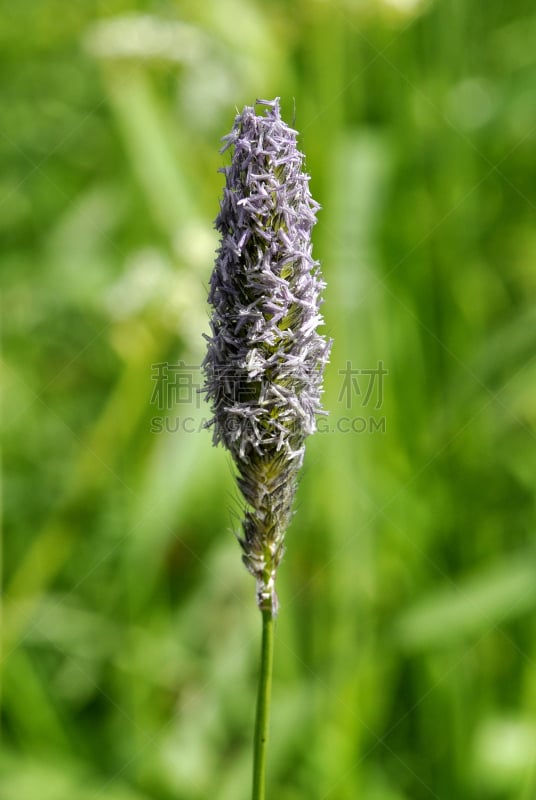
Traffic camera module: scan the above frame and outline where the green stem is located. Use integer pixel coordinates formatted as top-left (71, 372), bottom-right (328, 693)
top-left (252, 609), bottom-right (275, 800)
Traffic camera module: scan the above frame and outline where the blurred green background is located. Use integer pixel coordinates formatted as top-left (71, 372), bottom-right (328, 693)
top-left (2, 0), bottom-right (536, 798)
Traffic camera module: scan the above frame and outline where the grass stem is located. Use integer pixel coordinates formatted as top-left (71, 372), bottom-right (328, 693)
top-left (252, 609), bottom-right (275, 800)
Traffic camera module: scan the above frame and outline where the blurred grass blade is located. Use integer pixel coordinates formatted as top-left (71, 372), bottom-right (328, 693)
top-left (393, 548), bottom-right (536, 652)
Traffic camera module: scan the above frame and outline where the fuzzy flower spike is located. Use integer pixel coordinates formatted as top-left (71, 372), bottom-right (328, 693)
top-left (203, 98), bottom-right (331, 615)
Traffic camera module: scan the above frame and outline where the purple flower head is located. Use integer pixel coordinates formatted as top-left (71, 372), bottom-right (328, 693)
top-left (203, 98), bottom-right (331, 613)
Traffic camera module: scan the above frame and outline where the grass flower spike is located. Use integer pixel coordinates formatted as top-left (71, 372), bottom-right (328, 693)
top-left (203, 98), bottom-right (331, 615)
top-left (204, 97), bottom-right (330, 799)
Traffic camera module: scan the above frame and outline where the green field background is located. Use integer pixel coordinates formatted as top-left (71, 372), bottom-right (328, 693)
top-left (2, 1), bottom-right (536, 798)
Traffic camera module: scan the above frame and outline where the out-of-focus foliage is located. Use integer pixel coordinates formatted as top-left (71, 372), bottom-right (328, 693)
top-left (2, 0), bottom-right (536, 798)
